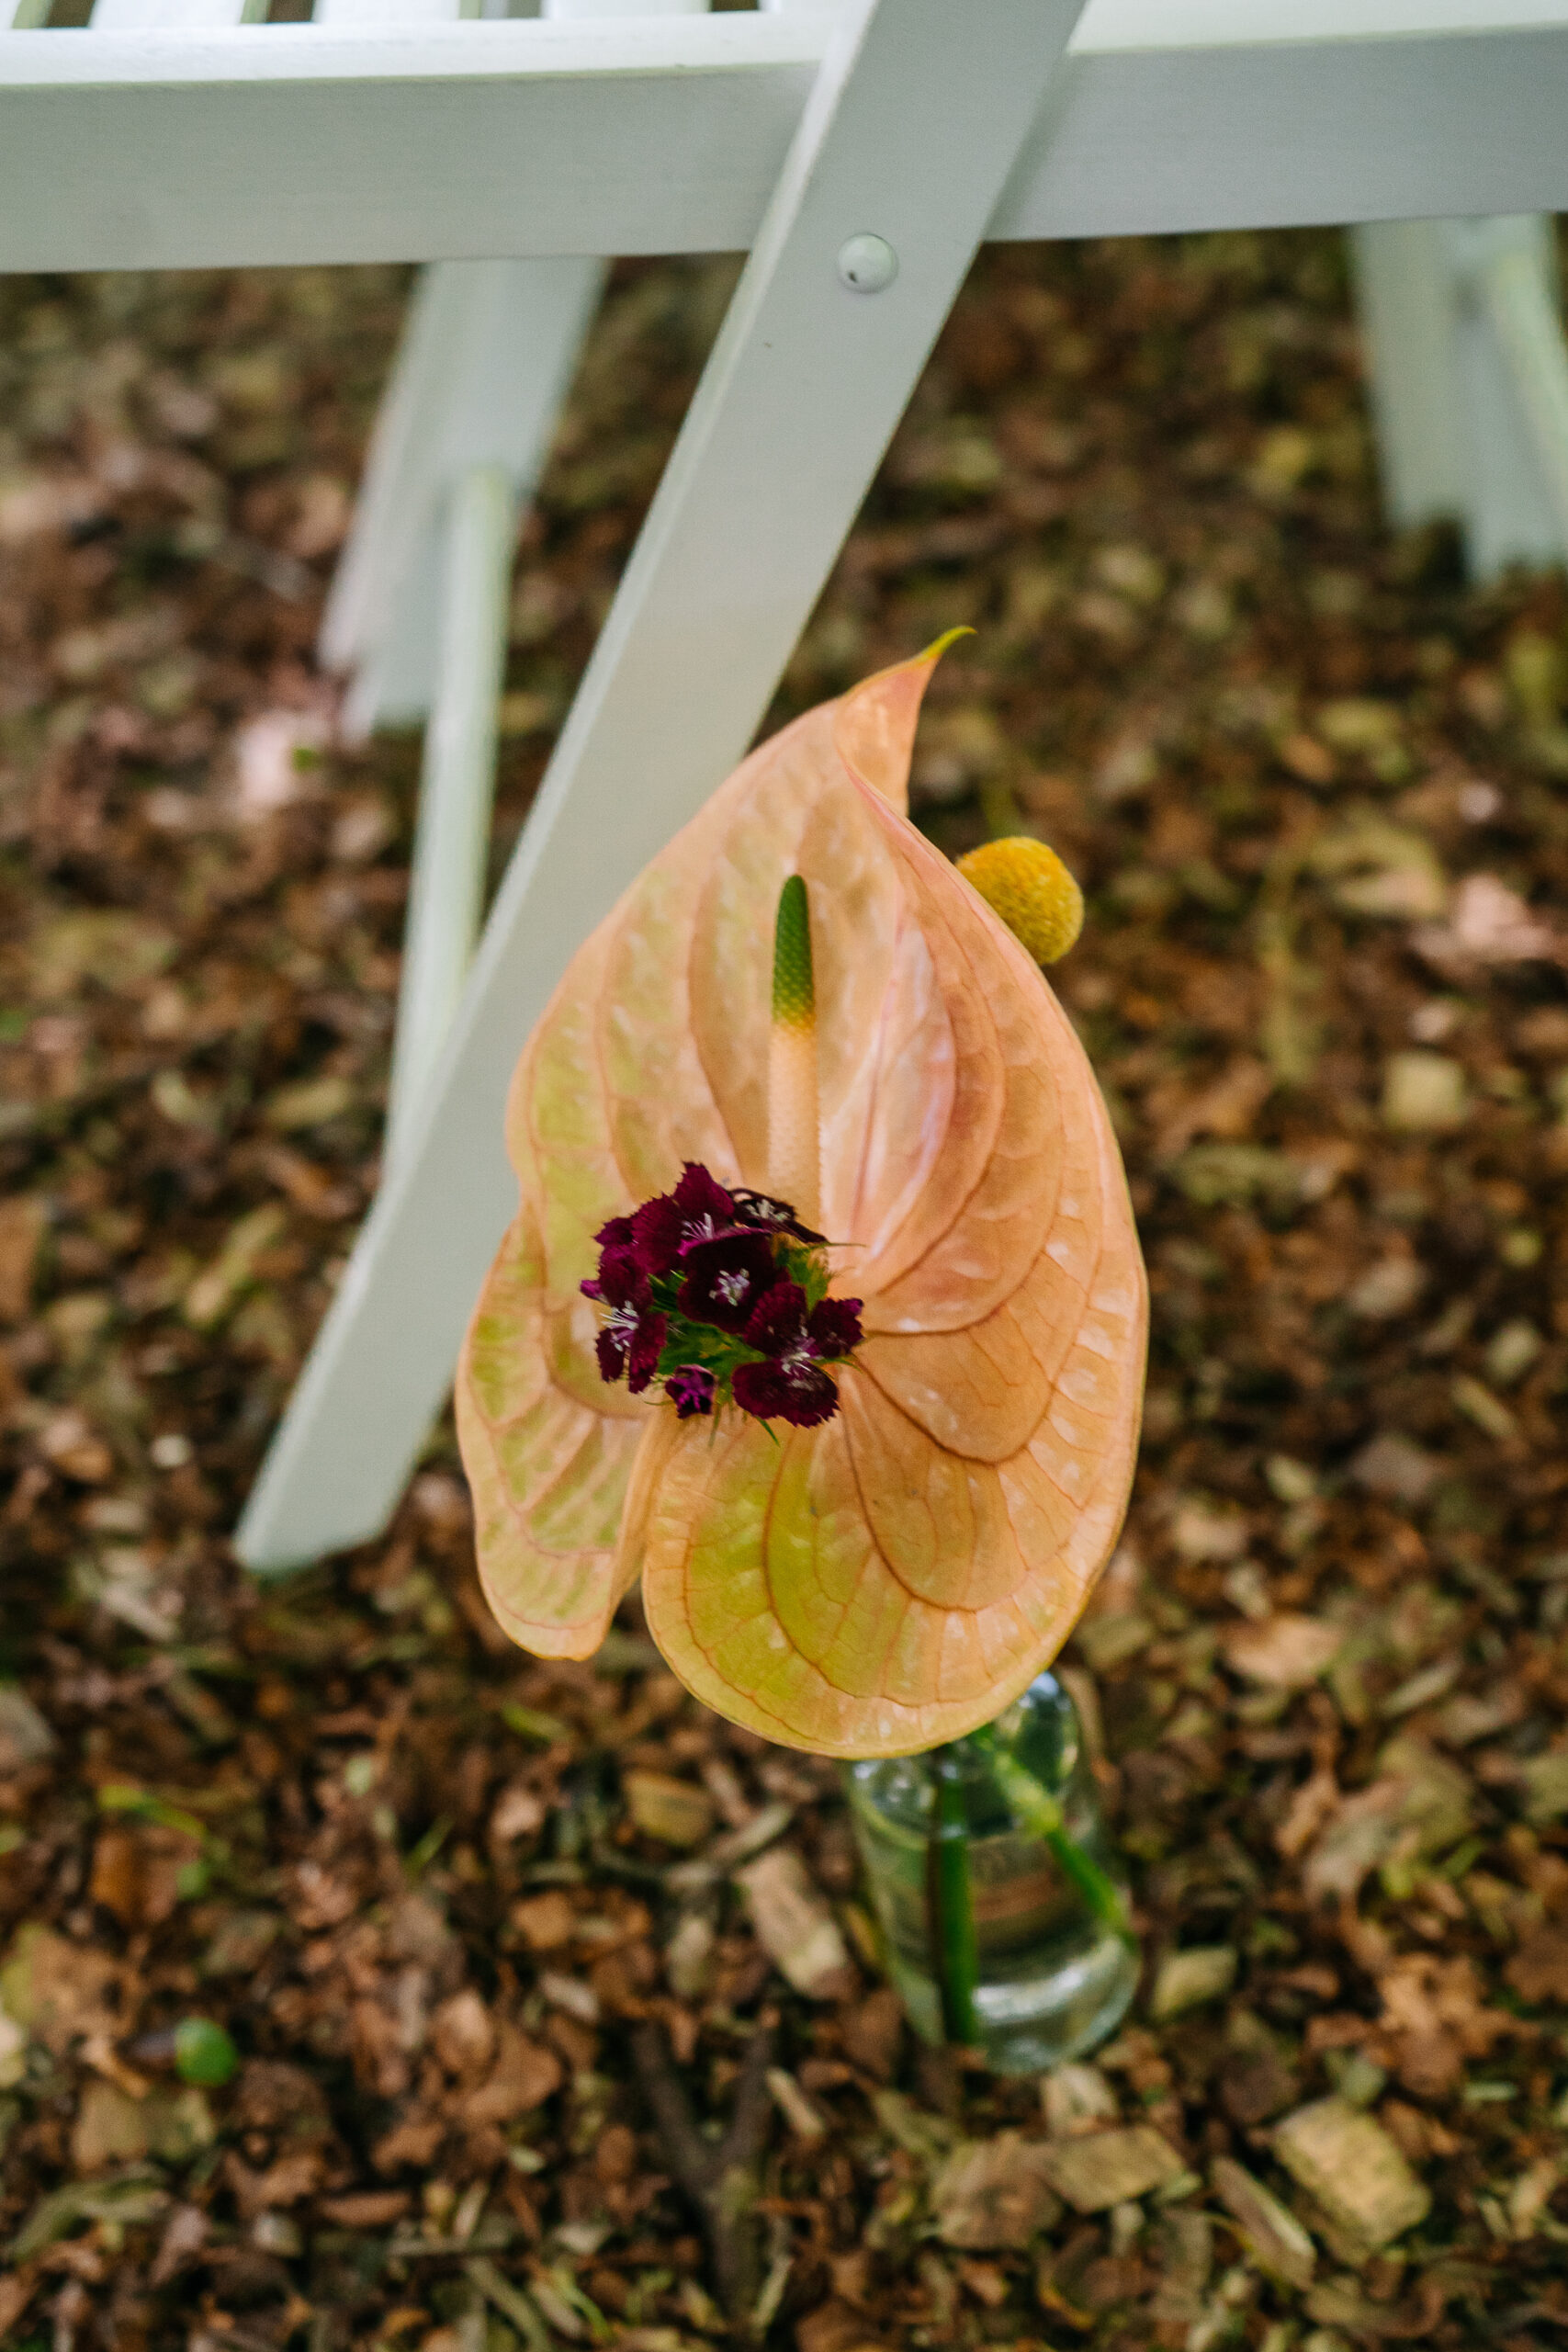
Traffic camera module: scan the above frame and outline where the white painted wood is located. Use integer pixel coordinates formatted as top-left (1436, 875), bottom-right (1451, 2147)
top-left (1350, 220), bottom-right (1468, 531)
top-left (368, 8), bottom-right (716, 1138)
top-left (0, 17), bottom-right (823, 273)
top-left (545, 0), bottom-right (707, 13)
top-left (235, 0), bottom-right (1090, 1571)
top-left (326, 0), bottom-right (710, 729)
top-left (314, 0), bottom-right (463, 25)
top-left (1353, 213), bottom-right (1568, 578)
top-left (1464, 217), bottom-right (1568, 574)
top-left (1075, 0), bottom-right (1568, 42)
top-left (995, 12), bottom-right (1568, 243)
top-left (332, 2), bottom-right (717, 1325)
top-left (8, 10), bottom-right (1568, 270)
top-left (322, 254), bottom-right (604, 732)
top-left (90, 0), bottom-right (248, 26)
top-left (384, 464), bottom-right (516, 1169)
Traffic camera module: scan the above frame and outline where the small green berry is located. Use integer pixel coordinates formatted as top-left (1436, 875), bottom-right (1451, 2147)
top-left (174, 2017), bottom-right (238, 2087)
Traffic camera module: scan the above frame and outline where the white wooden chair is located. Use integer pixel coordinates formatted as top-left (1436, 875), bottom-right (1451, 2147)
top-left (5, 0), bottom-right (1568, 1572)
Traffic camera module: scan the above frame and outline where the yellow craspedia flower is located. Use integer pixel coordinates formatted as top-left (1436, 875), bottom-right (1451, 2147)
top-left (956, 835), bottom-right (1084, 965)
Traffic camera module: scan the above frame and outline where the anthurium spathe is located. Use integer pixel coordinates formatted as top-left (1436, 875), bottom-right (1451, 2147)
top-left (457, 648), bottom-right (1147, 1758)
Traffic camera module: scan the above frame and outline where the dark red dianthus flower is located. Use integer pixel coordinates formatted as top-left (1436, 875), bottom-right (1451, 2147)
top-left (665, 1364), bottom-right (716, 1419)
top-left (677, 1231), bottom-right (780, 1333)
top-left (629, 1162), bottom-right (739, 1277)
top-left (729, 1188), bottom-right (828, 1248)
top-left (731, 1282), bottom-right (864, 1428)
top-left (582, 1248), bottom-right (666, 1392)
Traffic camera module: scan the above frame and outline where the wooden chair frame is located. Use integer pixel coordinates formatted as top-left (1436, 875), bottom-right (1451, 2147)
top-left (5, 0), bottom-right (1568, 1570)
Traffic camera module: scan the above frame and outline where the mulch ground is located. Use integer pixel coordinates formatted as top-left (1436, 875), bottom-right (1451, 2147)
top-left (2, 228), bottom-right (1567, 2352)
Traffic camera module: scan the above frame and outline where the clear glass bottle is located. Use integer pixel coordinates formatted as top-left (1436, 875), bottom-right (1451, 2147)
top-left (842, 1672), bottom-right (1137, 2075)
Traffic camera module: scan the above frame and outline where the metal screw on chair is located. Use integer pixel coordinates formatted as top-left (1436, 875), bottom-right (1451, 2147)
top-left (837, 232), bottom-right (898, 294)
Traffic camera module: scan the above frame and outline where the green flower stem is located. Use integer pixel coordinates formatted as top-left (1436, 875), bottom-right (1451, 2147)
top-left (925, 1744), bottom-right (979, 2047)
top-left (968, 1724), bottom-right (1135, 1949)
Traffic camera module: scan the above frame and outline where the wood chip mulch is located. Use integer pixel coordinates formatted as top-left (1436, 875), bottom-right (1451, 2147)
top-left (2, 231), bottom-right (1567, 2352)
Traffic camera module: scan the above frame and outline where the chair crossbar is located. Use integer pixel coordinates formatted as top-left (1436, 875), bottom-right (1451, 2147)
top-left (7, 6), bottom-right (1568, 272)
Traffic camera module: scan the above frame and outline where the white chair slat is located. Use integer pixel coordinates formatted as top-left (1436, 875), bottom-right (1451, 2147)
top-left (6, 8), bottom-right (1568, 272)
top-left (1076, 0), bottom-right (1568, 42)
top-left (312, 0), bottom-right (462, 25)
top-left (88, 0), bottom-right (249, 27)
top-left (0, 15), bottom-right (823, 277)
top-left (1000, 3), bottom-right (1568, 245)
top-left (544, 0), bottom-right (711, 13)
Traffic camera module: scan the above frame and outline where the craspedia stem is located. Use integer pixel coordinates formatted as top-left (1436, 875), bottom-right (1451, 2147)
top-left (768, 876), bottom-right (820, 1227)
top-left (926, 1745), bottom-right (980, 2048)
top-left (968, 1724), bottom-right (1134, 1948)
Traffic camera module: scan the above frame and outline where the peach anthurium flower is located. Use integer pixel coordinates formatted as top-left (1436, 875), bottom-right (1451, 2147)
top-left (457, 648), bottom-right (1147, 1758)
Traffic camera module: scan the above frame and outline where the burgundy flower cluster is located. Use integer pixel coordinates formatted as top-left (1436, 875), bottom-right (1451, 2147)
top-left (581, 1162), bottom-right (863, 1429)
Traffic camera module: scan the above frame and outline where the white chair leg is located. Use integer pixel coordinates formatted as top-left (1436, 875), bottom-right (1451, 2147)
top-left (234, 0), bottom-right (1090, 1575)
top-left (1352, 213), bottom-right (1568, 581)
top-left (321, 0), bottom-right (716, 732)
top-left (385, 463), bottom-right (516, 1172)
top-left (1349, 219), bottom-right (1468, 534)
top-left (1459, 215), bottom-right (1568, 573)
top-left (322, 254), bottom-right (606, 737)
